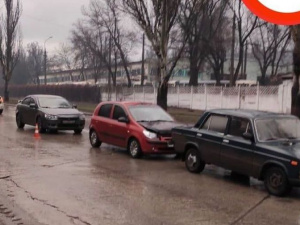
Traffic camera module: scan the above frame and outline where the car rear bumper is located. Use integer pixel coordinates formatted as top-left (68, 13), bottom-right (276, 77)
top-left (142, 140), bottom-right (175, 154)
top-left (43, 118), bottom-right (85, 131)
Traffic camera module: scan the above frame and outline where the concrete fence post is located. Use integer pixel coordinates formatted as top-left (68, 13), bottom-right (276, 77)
top-left (256, 84), bottom-right (260, 110)
top-left (190, 86), bottom-right (194, 109)
top-left (205, 85), bottom-right (207, 110)
top-left (238, 86), bottom-right (241, 109)
top-left (177, 85), bottom-right (180, 108)
top-left (220, 87), bottom-right (223, 108)
top-left (153, 87), bottom-right (156, 104)
top-left (133, 87), bottom-right (135, 101)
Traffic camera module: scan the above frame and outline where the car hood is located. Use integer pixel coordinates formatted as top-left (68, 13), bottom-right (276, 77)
top-left (138, 121), bottom-right (184, 136)
top-left (259, 141), bottom-right (300, 159)
top-left (40, 108), bottom-right (83, 116)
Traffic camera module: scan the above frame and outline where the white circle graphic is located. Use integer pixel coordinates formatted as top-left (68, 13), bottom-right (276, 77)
top-left (258, 0), bottom-right (300, 13)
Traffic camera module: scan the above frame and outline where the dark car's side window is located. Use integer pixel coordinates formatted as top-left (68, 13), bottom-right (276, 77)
top-left (228, 117), bottom-right (252, 138)
top-left (98, 104), bottom-right (113, 118)
top-left (113, 105), bottom-right (126, 120)
top-left (201, 115), bottom-right (228, 134)
top-left (22, 98), bottom-right (31, 106)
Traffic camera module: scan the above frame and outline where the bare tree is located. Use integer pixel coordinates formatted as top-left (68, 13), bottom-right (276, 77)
top-left (11, 47), bottom-right (31, 85)
top-left (180, 0), bottom-right (228, 86)
top-left (26, 42), bottom-right (43, 85)
top-left (229, 0), bottom-right (258, 86)
top-left (86, 0), bottom-right (135, 87)
top-left (0, 0), bottom-right (22, 101)
top-left (251, 22), bottom-right (290, 85)
top-left (71, 20), bottom-right (117, 87)
top-left (291, 25), bottom-right (300, 117)
top-left (54, 43), bottom-right (78, 82)
top-left (123, 0), bottom-right (189, 109)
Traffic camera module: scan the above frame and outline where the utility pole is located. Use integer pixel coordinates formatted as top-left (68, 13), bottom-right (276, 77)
top-left (141, 33), bottom-right (145, 86)
top-left (44, 36), bottom-right (53, 85)
top-left (230, 14), bottom-right (236, 86)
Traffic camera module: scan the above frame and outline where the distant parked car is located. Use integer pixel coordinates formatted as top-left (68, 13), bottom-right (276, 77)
top-left (89, 102), bottom-right (182, 158)
top-left (16, 95), bottom-right (85, 134)
top-left (0, 96), bottom-right (3, 115)
top-left (172, 109), bottom-right (300, 196)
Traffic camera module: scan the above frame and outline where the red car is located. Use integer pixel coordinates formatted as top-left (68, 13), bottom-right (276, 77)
top-left (89, 102), bottom-right (182, 158)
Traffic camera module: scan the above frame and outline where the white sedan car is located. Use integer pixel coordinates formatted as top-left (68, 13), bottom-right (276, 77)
top-left (0, 96), bottom-right (3, 114)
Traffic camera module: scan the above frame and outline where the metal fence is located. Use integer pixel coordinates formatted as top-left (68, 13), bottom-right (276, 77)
top-left (102, 83), bottom-right (293, 114)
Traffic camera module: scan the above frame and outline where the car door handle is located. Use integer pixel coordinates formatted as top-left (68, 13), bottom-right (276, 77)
top-left (223, 139), bottom-right (229, 143)
top-left (197, 133), bottom-right (202, 137)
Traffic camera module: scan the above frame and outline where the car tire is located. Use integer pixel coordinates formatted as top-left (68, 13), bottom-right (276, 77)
top-left (0, 109), bottom-right (3, 115)
top-left (37, 117), bottom-right (46, 133)
top-left (74, 129), bottom-right (82, 134)
top-left (89, 129), bottom-right (101, 148)
top-left (185, 148), bottom-right (205, 173)
top-left (264, 167), bottom-right (291, 197)
top-left (128, 138), bottom-right (143, 159)
top-left (16, 113), bottom-right (25, 129)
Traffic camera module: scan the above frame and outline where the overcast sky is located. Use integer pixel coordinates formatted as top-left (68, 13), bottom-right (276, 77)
top-left (21, 0), bottom-right (90, 55)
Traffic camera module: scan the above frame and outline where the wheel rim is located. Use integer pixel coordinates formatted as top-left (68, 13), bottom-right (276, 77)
top-left (187, 152), bottom-right (197, 169)
top-left (269, 172), bottom-right (283, 188)
top-left (130, 140), bottom-right (138, 156)
top-left (90, 131), bottom-right (98, 145)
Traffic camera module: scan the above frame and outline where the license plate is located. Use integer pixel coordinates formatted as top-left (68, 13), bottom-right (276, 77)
top-left (62, 120), bottom-right (75, 124)
top-left (168, 142), bottom-right (174, 148)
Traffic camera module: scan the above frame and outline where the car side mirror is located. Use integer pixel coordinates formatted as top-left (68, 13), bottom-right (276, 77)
top-left (72, 104), bottom-right (77, 109)
top-left (243, 132), bottom-right (254, 141)
top-left (118, 117), bottom-right (129, 123)
top-left (29, 103), bottom-right (37, 109)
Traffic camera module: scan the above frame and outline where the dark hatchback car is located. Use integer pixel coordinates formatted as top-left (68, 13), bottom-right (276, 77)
top-left (89, 101), bottom-right (182, 158)
top-left (16, 95), bottom-right (85, 134)
top-left (172, 109), bottom-right (300, 196)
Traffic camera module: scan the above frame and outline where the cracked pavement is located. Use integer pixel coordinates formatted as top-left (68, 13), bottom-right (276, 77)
top-left (0, 105), bottom-right (300, 225)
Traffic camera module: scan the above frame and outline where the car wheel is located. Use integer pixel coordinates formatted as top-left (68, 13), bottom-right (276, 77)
top-left (16, 113), bottom-right (25, 129)
top-left (37, 117), bottom-right (46, 133)
top-left (264, 167), bottom-right (291, 197)
top-left (185, 148), bottom-right (205, 173)
top-left (0, 109), bottom-right (3, 115)
top-left (128, 138), bottom-right (143, 159)
top-left (74, 129), bottom-right (82, 134)
top-left (89, 129), bottom-right (101, 148)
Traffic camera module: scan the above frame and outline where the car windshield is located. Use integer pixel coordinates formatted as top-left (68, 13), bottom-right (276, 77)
top-left (37, 96), bottom-right (72, 109)
top-left (129, 105), bottom-right (174, 122)
top-left (255, 117), bottom-right (300, 142)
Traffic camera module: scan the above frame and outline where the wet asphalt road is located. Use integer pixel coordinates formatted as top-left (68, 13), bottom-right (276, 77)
top-left (0, 105), bottom-right (300, 225)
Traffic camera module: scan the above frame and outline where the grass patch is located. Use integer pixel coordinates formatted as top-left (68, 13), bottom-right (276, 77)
top-left (168, 107), bottom-right (203, 124)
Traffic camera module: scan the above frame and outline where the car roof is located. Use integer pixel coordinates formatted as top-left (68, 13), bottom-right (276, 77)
top-left (101, 101), bottom-right (155, 107)
top-left (207, 109), bottom-right (295, 119)
top-left (26, 95), bottom-right (64, 99)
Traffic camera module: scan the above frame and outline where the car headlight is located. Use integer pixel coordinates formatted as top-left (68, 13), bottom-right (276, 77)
top-left (45, 114), bottom-right (58, 120)
top-left (143, 130), bottom-right (157, 139)
top-left (79, 114), bottom-right (85, 120)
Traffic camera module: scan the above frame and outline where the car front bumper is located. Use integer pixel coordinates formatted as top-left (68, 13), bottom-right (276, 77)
top-left (42, 118), bottom-right (85, 130)
top-left (289, 178), bottom-right (300, 187)
top-left (142, 139), bottom-right (175, 154)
